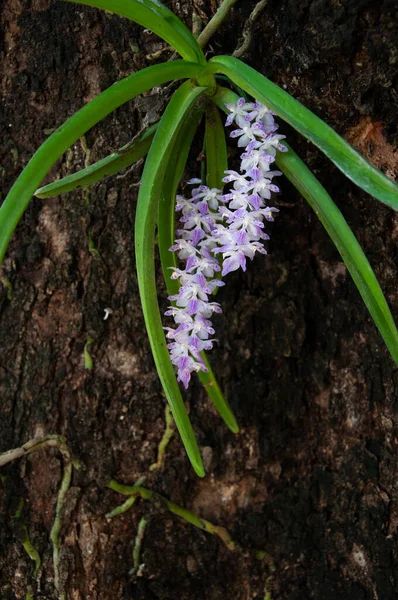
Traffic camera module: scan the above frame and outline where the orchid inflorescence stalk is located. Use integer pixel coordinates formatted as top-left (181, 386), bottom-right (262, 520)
top-left (1, 0), bottom-right (397, 476)
top-left (166, 99), bottom-right (285, 388)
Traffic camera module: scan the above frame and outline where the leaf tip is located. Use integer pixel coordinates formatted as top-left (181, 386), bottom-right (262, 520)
top-left (229, 422), bottom-right (239, 434)
top-left (192, 459), bottom-right (206, 478)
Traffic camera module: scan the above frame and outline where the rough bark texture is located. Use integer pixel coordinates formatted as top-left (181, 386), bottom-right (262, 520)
top-left (1, 1), bottom-right (397, 599)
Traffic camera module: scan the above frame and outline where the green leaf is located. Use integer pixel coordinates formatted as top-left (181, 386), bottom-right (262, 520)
top-left (202, 104), bottom-right (239, 432)
top-left (199, 354), bottom-right (239, 433)
top-left (214, 87), bottom-right (398, 365)
top-left (276, 144), bottom-right (398, 365)
top-left (135, 81), bottom-right (207, 477)
top-left (35, 125), bottom-right (157, 198)
top-left (157, 107), bottom-right (206, 290)
top-left (208, 57), bottom-right (398, 210)
top-left (63, 0), bottom-right (206, 65)
top-left (0, 60), bottom-right (201, 264)
top-left (157, 97), bottom-right (239, 434)
top-left (204, 103), bottom-right (228, 189)
top-left (84, 337), bottom-right (94, 370)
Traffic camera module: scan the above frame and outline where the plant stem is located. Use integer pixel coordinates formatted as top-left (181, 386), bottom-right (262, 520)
top-left (50, 462), bottom-right (73, 595)
top-left (197, 0), bottom-right (239, 49)
top-left (0, 435), bottom-right (78, 598)
top-left (106, 494), bottom-right (138, 519)
top-left (0, 435), bottom-right (73, 468)
top-left (149, 405), bottom-right (175, 471)
top-left (21, 528), bottom-right (41, 578)
top-left (107, 479), bottom-right (275, 565)
top-left (107, 480), bottom-right (276, 565)
top-left (107, 480), bottom-right (238, 551)
top-left (232, 0), bottom-right (268, 58)
top-left (131, 517), bottom-right (148, 574)
top-left (105, 476), bottom-right (146, 519)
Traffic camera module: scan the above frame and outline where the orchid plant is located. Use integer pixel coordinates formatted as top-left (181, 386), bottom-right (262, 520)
top-left (1, 0), bottom-right (397, 477)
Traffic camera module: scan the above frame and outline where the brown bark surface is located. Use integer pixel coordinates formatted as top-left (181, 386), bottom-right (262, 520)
top-left (1, 1), bottom-right (397, 599)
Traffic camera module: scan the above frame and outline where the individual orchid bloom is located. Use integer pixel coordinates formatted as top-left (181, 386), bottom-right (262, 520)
top-left (215, 239), bottom-right (267, 276)
top-left (169, 267), bottom-right (188, 280)
top-left (238, 240), bottom-right (268, 260)
top-left (169, 273), bottom-right (215, 307)
top-left (185, 250), bottom-right (221, 278)
top-left (245, 167), bottom-right (282, 199)
top-left (253, 206), bottom-right (280, 222)
top-left (213, 228), bottom-right (250, 251)
top-left (240, 148), bottom-right (275, 173)
top-left (194, 299), bottom-right (223, 318)
top-left (186, 314), bottom-right (215, 340)
top-left (220, 207), bottom-right (267, 240)
top-left (225, 97), bottom-right (255, 127)
top-left (222, 170), bottom-right (250, 190)
top-left (190, 336), bottom-right (215, 353)
top-left (164, 306), bottom-right (194, 324)
top-left (249, 102), bottom-right (276, 130)
top-left (167, 328), bottom-right (193, 353)
top-left (171, 326), bottom-right (213, 354)
top-left (197, 235), bottom-right (220, 253)
top-left (260, 133), bottom-right (288, 156)
top-left (220, 251), bottom-right (248, 276)
top-left (180, 209), bottom-right (216, 235)
top-left (251, 121), bottom-right (272, 138)
top-left (168, 346), bottom-right (207, 389)
top-left (207, 278), bottom-right (225, 293)
top-left (247, 166), bottom-right (282, 181)
top-left (211, 224), bottom-right (240, 247)
top-left (230, 122), bottom-right (259, 147)
top-left (169, 239), bottom-right (198, 260)
top-left (191, 185), bottom-right (223, 211)
top-left (222, 189), bottom-right (253, 210)
top-left (175, 194), bottom-right (196, 215)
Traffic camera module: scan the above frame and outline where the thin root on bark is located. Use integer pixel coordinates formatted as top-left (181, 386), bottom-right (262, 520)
top-left (0, 435), bottom-right (79, 600)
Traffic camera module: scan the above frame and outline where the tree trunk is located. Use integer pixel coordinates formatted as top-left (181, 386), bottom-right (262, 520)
top-left (1, 1), bottom-right (397, 598)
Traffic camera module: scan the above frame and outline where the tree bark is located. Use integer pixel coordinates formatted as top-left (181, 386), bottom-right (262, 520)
top-left (1, 1), bottom-right (397, 598)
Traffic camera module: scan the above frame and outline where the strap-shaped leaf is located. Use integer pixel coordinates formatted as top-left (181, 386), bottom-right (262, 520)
top-left (35, 125), bottom-right (157, 198)
top-left (135, 81), bottom-right (206, 477)
top-left (201, 104), bottom-right (239, 431)
top-left (276, 144), bottom-right (398, 364)
top-left (199, 353), bottom-right (238, 433)
top-left (0, 60), bottom-right (200, 264)
top-left (205, 103), bottom-right (228, 189)
top-left (157, 106), bottom-right (206, 290)
top-left (213, 87), bottom-right (398, 365)
top-left (157, 98), bottom-right (239, 434)
top-left (208, 57), bottom-right (398, 210)
top-left (63, 0), bottom-right (206, 65)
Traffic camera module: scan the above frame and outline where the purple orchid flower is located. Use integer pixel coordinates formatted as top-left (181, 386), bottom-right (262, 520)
top-left (164, 98), bottom-right (285, 387)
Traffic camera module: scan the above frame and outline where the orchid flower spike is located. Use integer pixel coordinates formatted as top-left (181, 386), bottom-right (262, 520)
top-left (165, 99), bottom-right (283, 388)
